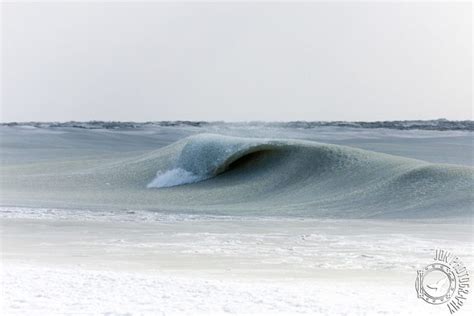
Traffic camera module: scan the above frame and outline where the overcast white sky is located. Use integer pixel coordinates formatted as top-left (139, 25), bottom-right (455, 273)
top-left (1, 1), bottom-right (472, 122)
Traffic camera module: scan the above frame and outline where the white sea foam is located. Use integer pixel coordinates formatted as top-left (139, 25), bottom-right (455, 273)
top-left (147, 168), bottom-right (202, 188)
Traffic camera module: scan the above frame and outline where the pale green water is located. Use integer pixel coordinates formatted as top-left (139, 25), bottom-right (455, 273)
top-left (1, 131), bottom-right (472, 218)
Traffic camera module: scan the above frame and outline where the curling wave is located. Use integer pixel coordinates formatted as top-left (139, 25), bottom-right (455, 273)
top-left (1, 134), bottom-right (473, 218)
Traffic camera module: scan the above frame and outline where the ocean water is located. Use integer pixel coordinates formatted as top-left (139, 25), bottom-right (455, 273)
top-left (0, 121), bottom-right (473, 315)
top-left (1, 122), bottom-right (473, 218)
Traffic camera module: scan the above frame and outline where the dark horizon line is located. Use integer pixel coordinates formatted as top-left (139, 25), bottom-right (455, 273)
top-left (1, 118), bottom-right (473, 124)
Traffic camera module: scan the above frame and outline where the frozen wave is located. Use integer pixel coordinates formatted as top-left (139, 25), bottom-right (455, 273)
top-left (2, 134), bottom-right (472, 218)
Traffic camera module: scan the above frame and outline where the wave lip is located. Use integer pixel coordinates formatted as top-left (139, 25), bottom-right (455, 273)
top-left (146, 134), bottom-right (288, 188)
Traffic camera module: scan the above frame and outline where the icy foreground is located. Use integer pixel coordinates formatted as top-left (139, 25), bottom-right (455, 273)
top-left (1, 264), bottom-right (456, 316)
top-left (1, 211), bottom-right (473, 315)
